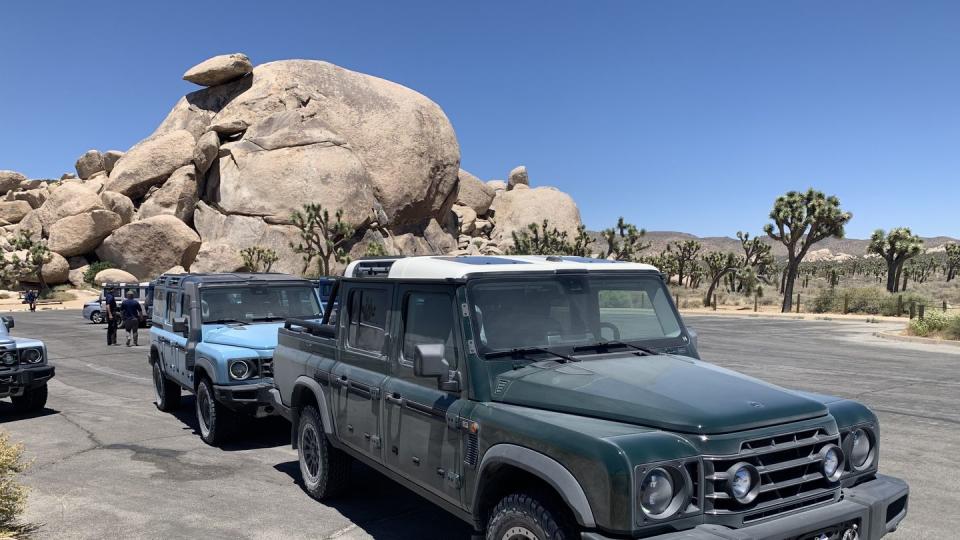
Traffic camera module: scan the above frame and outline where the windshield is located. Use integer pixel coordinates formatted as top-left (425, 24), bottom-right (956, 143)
top-left (467, 274), bottom-right (683, 356)
top-left (200, 286), bottom-right (321, 324)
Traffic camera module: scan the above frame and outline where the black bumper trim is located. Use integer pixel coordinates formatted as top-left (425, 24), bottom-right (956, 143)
top-left (0, 365), bottom-right (55, 394)
top-left (212, 381), bottom-right (276, 413)
top-left (582, 474), bottom-right (908, 540)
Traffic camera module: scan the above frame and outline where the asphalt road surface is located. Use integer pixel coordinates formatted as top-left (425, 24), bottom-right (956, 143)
top-left (1, 311), bottom-right (955, 539)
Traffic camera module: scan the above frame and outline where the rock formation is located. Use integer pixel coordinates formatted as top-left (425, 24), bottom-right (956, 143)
top-left (0, 53), bottom-right (582, 284)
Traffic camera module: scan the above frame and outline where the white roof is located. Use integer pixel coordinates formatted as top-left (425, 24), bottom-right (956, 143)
top-left (345, 255), bottom-right (659, 280)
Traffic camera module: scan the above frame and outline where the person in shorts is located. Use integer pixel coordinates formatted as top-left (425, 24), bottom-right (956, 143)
top-left (120, 290), bottom-right (144, 346)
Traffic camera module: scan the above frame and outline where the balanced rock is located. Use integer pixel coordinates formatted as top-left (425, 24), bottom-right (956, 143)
top-left (507, 166), bottom-right (529, 190)
top-left (489, 187), bottom-right (582, 248)
top-left (183, 53), bottom-right (253, 87)
top-left (105, 129), bottom-right (195, 198)
top-left (47, 210), bottom-right (123, 257)
top-left (96, 215), bottom-right (201, 280)
top-left (138, 165), bottom-right (198, 224)
top-left (456, 170), bottom-right (495, 215)
top-left (93, 268), bottom-right (137, 285)
top-left (102, 150), bottom-right (124, 173)
top-left (75, 150), bottom-right (105, 179)
top-left (100, 191), bottom-right (136, 225)
top-left (0, 200), bottom-right (32, 224)
top-left (36, 182), bottom-right (105, 232)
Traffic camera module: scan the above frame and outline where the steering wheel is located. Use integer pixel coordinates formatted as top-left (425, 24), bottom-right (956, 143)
top-left (599, 322), bottom-right (621, 341)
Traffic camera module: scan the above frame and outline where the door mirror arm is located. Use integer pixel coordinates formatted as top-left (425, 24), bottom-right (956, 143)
top-left (172, 316), bottom-right (189, 336)
top-left (414, 343), bottom-right (460, 392)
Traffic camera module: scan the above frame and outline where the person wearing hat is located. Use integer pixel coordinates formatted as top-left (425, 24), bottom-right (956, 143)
top-left (104, 287), bottom-right (119, 346)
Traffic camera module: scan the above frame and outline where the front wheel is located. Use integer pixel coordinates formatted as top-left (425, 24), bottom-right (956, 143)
top-left (153, 361), bottom-right (181, 412)
top-left (11, 384), bottom-right (48, 413)
top-left (195, 377), bottom-right (235, 446)
top-left (485, 492), bottom-right (574, 540)
top-left (90, 311), bottom-right (104, 324)
top-left (298, 406), bottom-right (351, 500)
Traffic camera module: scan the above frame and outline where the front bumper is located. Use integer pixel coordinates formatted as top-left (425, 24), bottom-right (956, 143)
top-left (212, 381), bottom-right (278, 417)
top-left (583, 474), bottom-right (908, 540)
top-left (0, 365), bottom-right (55, 396)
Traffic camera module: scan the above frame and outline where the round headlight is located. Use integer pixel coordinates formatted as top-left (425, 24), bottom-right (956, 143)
top-left (639, 467), bottom-right (676, 517)
top-left (725, 462), bottom-right (760, 504)
top-left (229, 360), bottom-right (251, 380)
top-left (21, 348), bottom-right (42, 364)
top-left (820, 444), bottom-right (844, 482)
top-left (848, 428), bottom-right (873, 470)
top-left (1, 352), bottom-right (17, 366)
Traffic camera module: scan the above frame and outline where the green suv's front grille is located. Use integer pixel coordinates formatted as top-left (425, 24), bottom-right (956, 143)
top-left (703, 428), bottom-right (841, 527)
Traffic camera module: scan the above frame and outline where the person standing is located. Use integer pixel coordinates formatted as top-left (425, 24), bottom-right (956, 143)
top-left (25, 289), bottom-right (37, 312)
top-left (105, 287), bottom-right (119, 346)
top-left (120, 290), bottom-right (144, 347)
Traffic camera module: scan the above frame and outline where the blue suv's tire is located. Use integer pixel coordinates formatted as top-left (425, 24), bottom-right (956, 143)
top-left (297, 405), bottom-right (351, 500)
top-left (153, 361), bottom-right (181, 412)
top-left (485, 492), bottom-right (574, 540)
top-left (195, 377), bottom-right (235, 446)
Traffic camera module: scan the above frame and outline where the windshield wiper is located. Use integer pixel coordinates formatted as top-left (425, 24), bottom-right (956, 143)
top-left (205, 318), bottom-right (248, 325)
top-left (573, 340), bottom-right (658, 356)
top-left (250, 316), bottom-right (286, 322)
top-left (485, 346), bottom-right (576, 363)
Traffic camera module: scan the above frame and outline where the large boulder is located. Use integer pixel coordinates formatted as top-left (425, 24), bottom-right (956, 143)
top-left (75, 150), bottom-right (105, 179)
top-left (489, 187), bottom-right (582, 248)
top-left (102, 150), bottom-right (124, 173)
top-left (68, 266), bottom-right (88, 288)
top-left (508, 166), bottom-right (529, 190)
top-left (456, 169), bottom-right (496, 215)
top-left (35, 182), bottom-right (105, 232)
top-left (190, 241), bottom-right (246, 273)
top-left (183, 53), bottom-right (253, 87)
top-left (105, 129), bottom-right (195, 198)
top-left (192, 130), bottom-right (219, 176)
top-left (211, 109), bottom-right (378, 226)
top-left (96, 215), bottom-right (201, 280)
top-left (137, 165), bottom-right (199, 224)
top-left (13, 188), bottom-right (49, 209)
top-left (100, 191), bottom-right (136, 224)
top-left (0, 171), bottom-right (27, 193)
top-left (94, 268), bottom-right (137, 285)
top-left (41, 252), bottom-right (70, 284)
top-left (0, 200), bottom-right (32, 224)
top-left (14, 210), bottom-right (42, 239)
top-left (47, 210), bottom-right (123, 257)
top-left (193, 202), bottom-right (303, 274)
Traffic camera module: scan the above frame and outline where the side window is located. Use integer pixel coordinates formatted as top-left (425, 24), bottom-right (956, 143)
top-left (346, 288), bottom-right (388, 354)
top-left (402, 292), bottom-right (457, 369)
top-left (180, 294), bottom-right (190, 329)
top-left (166, 292), bottom-right (178, 323)
top-left (153, 291), bottom-right (165, 321)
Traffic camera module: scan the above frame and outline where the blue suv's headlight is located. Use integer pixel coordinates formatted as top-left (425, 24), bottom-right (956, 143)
top-left (228, 359), bottom-right (254, 380)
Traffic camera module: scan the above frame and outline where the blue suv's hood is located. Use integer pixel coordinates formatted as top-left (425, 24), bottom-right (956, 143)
top-left (202, 323), bottom-right (283, 350)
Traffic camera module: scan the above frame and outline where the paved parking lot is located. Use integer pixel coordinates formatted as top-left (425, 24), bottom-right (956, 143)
top-left (1, 311), bottom-right (956, 539)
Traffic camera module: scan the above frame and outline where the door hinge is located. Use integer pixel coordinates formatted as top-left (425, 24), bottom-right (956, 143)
top-left (370, 435), bottom-right (382, 448)
top-left (370, 387), bottom-right (381, 399)
top-left (446, 471), bottom-right (461, 488)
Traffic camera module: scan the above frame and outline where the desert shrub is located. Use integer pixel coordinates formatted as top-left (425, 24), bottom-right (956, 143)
top-left (0, 431), bottom-right (29, 534)
top-left (946, 316), bottom-right (960, 340)
top-left (908, 318), bottom-right (930, 337)
top-left (879, 291), bottom-right (931, 317)
top-left (84, 261), bottom-right (115, 285)
top-left (0, 293), bottom-right (9, 300)
top-left (811, 289), bottom-right (838, 313)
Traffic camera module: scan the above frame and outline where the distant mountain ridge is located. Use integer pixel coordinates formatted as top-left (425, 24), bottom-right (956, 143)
top-left (587, 230), bottom-right (959, 258)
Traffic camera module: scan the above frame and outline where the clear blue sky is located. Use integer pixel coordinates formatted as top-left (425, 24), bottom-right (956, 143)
top-left (2, 1), bottom-right (958, 239)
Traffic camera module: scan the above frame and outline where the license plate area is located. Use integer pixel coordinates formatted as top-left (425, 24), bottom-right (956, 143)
top-left (797, 519), bottom-right (861, 540)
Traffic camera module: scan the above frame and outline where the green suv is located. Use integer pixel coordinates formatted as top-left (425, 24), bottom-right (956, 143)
top-left (269, 255), bottom-right (908, 540)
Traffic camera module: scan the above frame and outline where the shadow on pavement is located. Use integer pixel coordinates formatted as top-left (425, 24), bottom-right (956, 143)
top-left (167, 395), bottom-right (291, 451)
top-left (0, 403), bottom-right (59, 422)
top-left (273, 459), bottom-right (474, 539)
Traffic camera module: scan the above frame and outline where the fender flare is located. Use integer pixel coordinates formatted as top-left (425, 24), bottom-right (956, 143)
top-left (476, 443), bottom-right (596, 528)
top-left (290, 376), bottom-right (335, 437)
top-left (193, 355), bottom-right (217, 385)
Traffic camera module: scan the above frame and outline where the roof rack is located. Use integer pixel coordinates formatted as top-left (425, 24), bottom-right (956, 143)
top-left (349, 257), bottom-right (403, 278)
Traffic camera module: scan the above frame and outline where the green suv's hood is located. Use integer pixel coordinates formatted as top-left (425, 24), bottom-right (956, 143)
top-left (493, 354), bottom-right (828, 435)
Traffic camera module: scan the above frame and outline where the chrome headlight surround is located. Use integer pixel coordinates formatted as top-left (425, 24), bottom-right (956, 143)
top-left (635, 461), bottom-right (695, 523)
top-left (227, 359), bottom-right (255, 381)
top-left (19, 347), bottom-right (44, 365)
top-left (842, 424), bottom-right (878, 474)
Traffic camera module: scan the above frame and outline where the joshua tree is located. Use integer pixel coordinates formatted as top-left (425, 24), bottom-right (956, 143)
top-left (736, 231), bottom-right (774, 290)
top-left (10, 232), bottom-right (53, 293)
top-left (601, 217), bottom-right (649, 261)
top-left (945, 243), bottom-right (960, 282)
top-left (290, 203), bottom-right (355, 277)
top-left (569, 225), bottom-right (595, 257)
top-left (701, 252), bottom-right (740, 307)
top-left (240, 246), bottom-right (279, 273)
top-left (764, 189), bottom-right (852, 312)
top-left (867, 227), bottom-right (923, 292)
top-left (667, 240), bottom-right (702, 288)
top-left (646, 249), bottom-right (679, 286)
top-left (509, 220), bottom-right (572, 255)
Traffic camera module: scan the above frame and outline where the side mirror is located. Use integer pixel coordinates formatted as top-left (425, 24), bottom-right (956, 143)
top-left (1, 316), bottom-right (13, 330)
top-left (414, 343), bottom-right (448, 378)
top-left (172, 316), bottom-right (188, 335)
top-left (686, 328), bottom-right (699, 356)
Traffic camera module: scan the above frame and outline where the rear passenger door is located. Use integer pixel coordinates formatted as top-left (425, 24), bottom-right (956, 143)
top-left (382, 285), bottom-right (462, 504)
top-left (331, 283), bottom-right (393, 462)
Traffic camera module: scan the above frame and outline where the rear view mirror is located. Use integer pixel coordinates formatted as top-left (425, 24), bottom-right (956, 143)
top-left (1, 316), bottom-right (13, 330)
top-left (414, 344), bottom-right (448, 378)
top-left (172, 316), bottom-right (188, 334)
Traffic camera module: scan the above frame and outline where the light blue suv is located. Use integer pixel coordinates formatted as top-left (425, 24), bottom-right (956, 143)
top-left (148, 272), bottom-right (323, 445)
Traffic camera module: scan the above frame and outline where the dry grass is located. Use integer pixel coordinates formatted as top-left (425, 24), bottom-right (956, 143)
top-left (0, 431), bottom-right (34, 538)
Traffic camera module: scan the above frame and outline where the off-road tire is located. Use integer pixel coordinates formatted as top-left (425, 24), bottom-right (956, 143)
top-left (485, 492), bottom-right (574, 540)
top-left (12, 384), bottom-right (48, 413)
top-left (297, 405), bottom-right (351, 500)
top-left (195, 376), bottom-right (235, 446)
top-left (152, 360), bottom-right (181, 412)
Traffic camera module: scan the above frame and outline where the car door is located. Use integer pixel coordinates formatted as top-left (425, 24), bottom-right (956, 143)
top-left (159, 291), bottom-right (189, 385)
top-left (331, 282), bottom-right (393, 462)
top-left (382, 285), bottom-right (462, 504)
